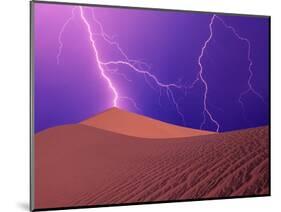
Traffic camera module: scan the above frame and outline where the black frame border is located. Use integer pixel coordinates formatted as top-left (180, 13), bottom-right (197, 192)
top-left (30, 1), bottom-right (271, 211)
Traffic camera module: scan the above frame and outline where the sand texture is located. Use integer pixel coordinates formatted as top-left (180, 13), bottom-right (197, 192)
top-left (34, 109), bottom-right (269, 209)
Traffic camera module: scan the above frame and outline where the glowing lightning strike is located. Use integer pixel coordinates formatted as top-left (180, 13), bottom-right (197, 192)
top-left (78, 6), bottom-right (119, 107)
top-left (56, 8), bottom-right (76, 65)
top-left (56, 6), bottom-right (186, 124)
top-left (214, 16), bottom-right (265, 105)
top-left (91, 10), bottom-right (150, 70)
top-left (100, 60), bottom-right (186, 125)
top-left (60, 8), bottom-right (264, 130)
top-left (57, 8), bottom-right (263, 131)
top-left (191, 14), bottom-right (264, 132)
top-left (90, 9), bottom-right (186, 125)
top-left (197, 15), bottom-right (220, 132)
top-left (86, 7), bottom-right (186, 125)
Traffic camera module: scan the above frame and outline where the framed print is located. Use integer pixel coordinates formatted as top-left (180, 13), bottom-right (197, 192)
top-left (30, 1), bottom-right (270, 211)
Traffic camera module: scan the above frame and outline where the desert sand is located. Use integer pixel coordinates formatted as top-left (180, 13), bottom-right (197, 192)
top-left (34, 108), bottom-right (269, 210)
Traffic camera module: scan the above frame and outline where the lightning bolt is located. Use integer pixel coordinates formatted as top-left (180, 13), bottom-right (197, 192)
top-left (105, 68), bottom-right (132, 83)
top-left (191, 15), bottom-right (220, 132)
top-left (57, 6), bottom-right (186, 125)
top-left (215, 15), bottom-right (265, 125)
top-left (100, 60), bottom-right (186, 125)
top-left (90, 9), bottom-right (150, 70)
top-left (56, 7), bottom-right (262, 132)
top-left (56, 7), bottom-right (76, 65)
top-left (214, 16), bottom-right (264, 113)
top-left (190, 14), bottom-right (264, 132)
top-left (78, 6), bottom-right (119, 107)
top-left (89, 8), bottom-right (186, 125)
top-left (119, 96), bottom-right (141, 111)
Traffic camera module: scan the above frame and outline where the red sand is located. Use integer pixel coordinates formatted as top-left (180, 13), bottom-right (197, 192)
top-left (80, 107), bottom-right (214, 138)
top-left (34, 109), bottom-right (269, 210)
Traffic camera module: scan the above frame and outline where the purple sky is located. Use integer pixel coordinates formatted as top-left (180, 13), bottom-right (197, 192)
top-left (34, 2), bottom-right (269, 133)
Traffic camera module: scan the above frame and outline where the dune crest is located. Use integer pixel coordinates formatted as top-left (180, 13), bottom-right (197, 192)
top-left (80, 107), bottom-right (215, 138)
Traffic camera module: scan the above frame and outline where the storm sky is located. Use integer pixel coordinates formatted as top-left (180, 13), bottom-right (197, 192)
top-left (34, 2), bottom-right (269, 133)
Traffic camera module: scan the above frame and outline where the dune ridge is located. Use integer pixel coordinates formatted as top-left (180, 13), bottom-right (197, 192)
top-left (80, 107), bottom-right (215, 138)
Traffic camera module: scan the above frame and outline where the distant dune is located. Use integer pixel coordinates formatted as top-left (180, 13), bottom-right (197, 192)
top-left (80, 107), bottom-right (214, 138)
top-left (34, 108), bottom-right (269, 210)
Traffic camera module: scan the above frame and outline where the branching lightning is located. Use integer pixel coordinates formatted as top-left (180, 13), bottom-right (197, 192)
top-left (78, 6), bottom-right (119, 107)
top-left (215, 15), bottom-right (265, 124)
top-left (100, 60), bottom-right (186, 125)
top-left (194, 15), bottom-right (220, 132)
top-left (119, 96), bottom-right (141, 111)
top-left (56, 7), bottom-right (263, 132)
top-left (90, 10), bottom-right (150, 70)
top-left (56, 8), bottom-right (76, 65)
top-left (216, 16), bottom-right (264, 99)
top-left (56, 6), bottom-right (186, 125)
top-left (89, 8), bottom-right (186, 124)
top-left (190, 14), bottom-right (264, 132)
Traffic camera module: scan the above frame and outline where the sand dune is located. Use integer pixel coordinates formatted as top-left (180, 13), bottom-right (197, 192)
top-left (80, 107), bottom-right (214, 138)
top-left (34, 121), bottom-right (269, 209)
